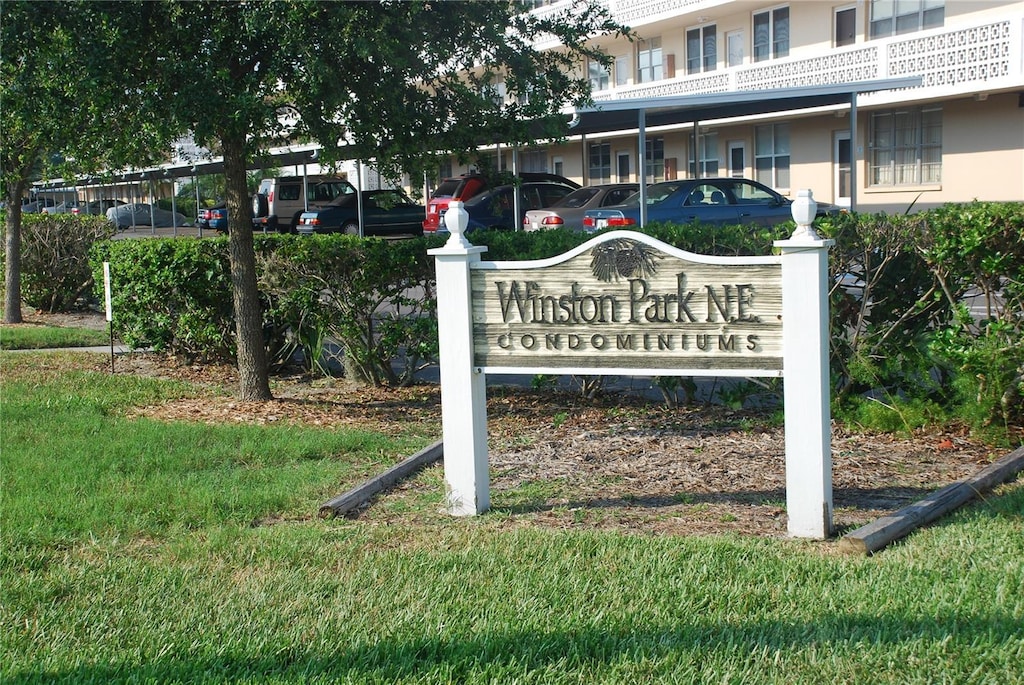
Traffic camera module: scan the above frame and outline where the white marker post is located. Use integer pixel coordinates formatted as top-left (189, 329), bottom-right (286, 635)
top-left (775, 190), bottom-right (835, 538)
top-left (103, 261), bottom-right (114, 374)
top-left (427, 202), bottom-right (490, 515)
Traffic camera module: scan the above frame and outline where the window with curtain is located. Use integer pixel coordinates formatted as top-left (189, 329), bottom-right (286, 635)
top-left (688, 132), bottom-right (720, 177)
top-left (870, 0), bottom-right (944, 39)
top-left (686, 25), bottom-right (717, 74)
top-left (588, 58), bottom-right (610, 92)
top-left (754, 123), bottom-right (790, 188)
top-left (615, 54), bottom-right (630, 86)
top-left (589, 143), bottom-right (611, 184)
top-left (869, 107), bottom-right (942, 185)
top-left (645, 137), bottom-right (665, 183)
top-left (636, 37), bottom-right (663, 83)
top-left (753, 6), bottom-right (790, 62)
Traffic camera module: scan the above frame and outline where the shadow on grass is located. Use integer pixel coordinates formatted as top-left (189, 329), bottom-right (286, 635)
top-left (493, 485), bottom-right (945, 516)
top-left (9, 611), bottom-right (1022, 683)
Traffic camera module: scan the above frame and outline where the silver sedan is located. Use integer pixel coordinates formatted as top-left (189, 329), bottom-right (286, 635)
top-left (524, 183), bottom-right (639, 232)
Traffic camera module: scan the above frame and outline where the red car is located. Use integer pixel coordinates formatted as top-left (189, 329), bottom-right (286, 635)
top-left (422, 174), bottom-right (488, 234)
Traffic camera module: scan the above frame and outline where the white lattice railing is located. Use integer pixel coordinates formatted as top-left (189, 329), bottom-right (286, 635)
top-left (590, 15), bottom-right (1021, 104)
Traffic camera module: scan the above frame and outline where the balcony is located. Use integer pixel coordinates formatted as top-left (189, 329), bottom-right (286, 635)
top-left (589, 14), bottom-right (1022, 107)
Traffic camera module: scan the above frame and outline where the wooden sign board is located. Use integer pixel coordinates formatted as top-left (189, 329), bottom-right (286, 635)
top-left (471, 233), bottom-right (783, 376)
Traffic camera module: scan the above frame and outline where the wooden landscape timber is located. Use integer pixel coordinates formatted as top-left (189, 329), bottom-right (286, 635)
top-left (839, 445), bottom-right (1024, 555)
top-left (318, 440), bottom-right (443, 519)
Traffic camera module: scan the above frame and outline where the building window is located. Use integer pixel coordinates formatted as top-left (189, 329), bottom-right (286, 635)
top-left (481, 81), bottom-right (506, 107)
top-left (689, 132), bottom-right (720, 177)
top-left (869, 107), bottom-right (942, 185)
top-left (645, 137), bottom-right (665, 183)
top-left (835, 6), bottom-right (856, 47)
top-left (686, 25), bottom-right (717, 74)
top-left (754, 123), bottom-right (790, 188)
top-left (753, 6), bottom-right (789, 62)
top-left (614, 54), bottom-right (630, 86)
top-left (636, 37), bottom-right (663, 83)
top-left (616, 152), bottom-right (630, 182)
top-left (589, 143), bottom-right (611, 184)
top-left (520, 150), bottom-right (548, 173)
top-left (588, 58), bottom-right (610, 92)
top-left (726, 30), bottom-right (745, 67)
top-left (870, 0), bottom-right (944, 38)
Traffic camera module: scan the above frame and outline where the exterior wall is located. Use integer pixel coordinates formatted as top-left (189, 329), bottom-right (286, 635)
top-left (528, 0), bottom-right (1024, 213)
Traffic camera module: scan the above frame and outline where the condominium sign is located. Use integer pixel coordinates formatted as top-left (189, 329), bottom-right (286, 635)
top-left (471, 235), bottom-right (783, 376)
top-left (431, 212), bottom-right (834, 540)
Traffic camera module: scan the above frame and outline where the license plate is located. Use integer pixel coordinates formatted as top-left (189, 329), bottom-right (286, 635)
top-left (597, 219), bottom-right (608, 229)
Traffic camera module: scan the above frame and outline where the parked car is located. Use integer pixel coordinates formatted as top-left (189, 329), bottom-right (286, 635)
top-left (423, 174), bottom-right (488, 233)
top-left (524, 183), bottom-right (639, 232)
top-left (207, 204), bottom-right (228, 232)
top-left (79, 199), bottom-right (125, 216)
top-left (297, 189), bottom-right (424, 237)
top-left (105, 203), bottom-right (189, 229)
top-left (582, 178), bottom-right (839, 231)
top-left (42, 201), bottom-right (82, 215)
top-left (196, 207), bottom-right (212, 230)
top-left (423, 172), bottom-right (580, 234)
top-left (455, 180), bottom-right (578, 232)
top-left (252, 175), bottom-right (356, 233)
top-left (20, 198), bottom-right (56, 213)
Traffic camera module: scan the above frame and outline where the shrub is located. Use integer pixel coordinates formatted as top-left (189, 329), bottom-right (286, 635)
top-left (10, 214), bottom-right (117, 313)
top-left (90, 237), bottom-right (235, 360)
top-left (258, 235), bottom-right (437, 386)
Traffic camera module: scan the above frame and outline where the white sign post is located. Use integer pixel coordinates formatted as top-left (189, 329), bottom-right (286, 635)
top-left (103, 261), bottom-right (115, 374)
top-left (430, 191), bottom-right (834, 538)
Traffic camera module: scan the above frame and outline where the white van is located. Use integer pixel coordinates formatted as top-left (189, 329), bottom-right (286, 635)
top-left (251, 175), bottom-right (355, 233)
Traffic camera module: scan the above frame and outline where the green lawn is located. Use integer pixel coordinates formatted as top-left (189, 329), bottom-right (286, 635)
top-left (0, 323), bottom-right (110, 350)
top-left (2, 351), bottom-right (1022, 684)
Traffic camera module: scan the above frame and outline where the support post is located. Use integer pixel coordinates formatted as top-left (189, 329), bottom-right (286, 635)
top-left (428, 201), bottom-right (490, 515)
top-left (775, 190), bottom-right (834, 539)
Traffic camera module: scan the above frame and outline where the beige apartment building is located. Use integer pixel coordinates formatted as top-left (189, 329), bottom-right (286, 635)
top-left (451, 0), bottom-right (1024, 213)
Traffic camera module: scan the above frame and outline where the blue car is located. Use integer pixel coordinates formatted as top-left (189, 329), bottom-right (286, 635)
top-left (582, 178), bottom-right (838, 231)
top-left (454, 181), bottom-right (577, 232)
top-left (208, 204), bottom-right (228, 232)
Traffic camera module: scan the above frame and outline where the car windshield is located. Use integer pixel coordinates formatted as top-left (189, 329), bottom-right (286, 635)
top-left (432, 179), bottom-right (461, 198)
top-left (550, 187), bottom-right (600, 209)
top-left (614, 182), bottom-right (684, 207)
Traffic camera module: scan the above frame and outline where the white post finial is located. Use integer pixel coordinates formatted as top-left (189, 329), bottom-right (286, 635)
top-left (444, 200), bottom-right (473, 249)
top-left (790, 189), bottom-right (821, 241)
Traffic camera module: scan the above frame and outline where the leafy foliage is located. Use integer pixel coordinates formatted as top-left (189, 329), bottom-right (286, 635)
top-left (6, 214), bottom-right (115, 313)
top-left (90, 238), bottom-right (235, 360)
top-left (258, 235), bottom-right (438, 386)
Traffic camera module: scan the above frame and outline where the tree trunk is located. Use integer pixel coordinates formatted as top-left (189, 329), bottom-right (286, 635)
top-left (222, 132), bottom-right (272, 401)
top-left (3, 181), bottom-right (26, 324)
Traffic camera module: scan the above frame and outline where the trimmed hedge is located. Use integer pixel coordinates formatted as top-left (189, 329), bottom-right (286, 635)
top-left (88, 202), bottom-right (1024, 435)
top-left (4, 213), bottom-right (116, 313)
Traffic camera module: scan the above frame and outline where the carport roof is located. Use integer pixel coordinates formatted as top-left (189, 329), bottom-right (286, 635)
top-left (42, 77), bottom-right (922, 187)
top-left (568, 77), bottom-right (923, 136)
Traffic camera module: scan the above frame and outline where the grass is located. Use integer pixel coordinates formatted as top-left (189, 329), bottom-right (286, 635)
top-left (0, 323), bottom-right (110, 350)
top-left (2, 350), bottom-right (1023, 684)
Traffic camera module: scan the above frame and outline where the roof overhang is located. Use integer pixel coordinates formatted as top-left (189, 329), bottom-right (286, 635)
top-left (569, 77), bottom-right (924, 136)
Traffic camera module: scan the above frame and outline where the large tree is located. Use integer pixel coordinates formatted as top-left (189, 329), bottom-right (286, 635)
top-left (6, 1), bottom-right (626, 400)
top-left (157, 0), bottom-right (625, 401)
top-left (0, 2), bottom-right (171, 323)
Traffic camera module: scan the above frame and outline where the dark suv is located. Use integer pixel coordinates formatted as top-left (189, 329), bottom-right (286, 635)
top-left (423, 172), bottom-right (579, 234)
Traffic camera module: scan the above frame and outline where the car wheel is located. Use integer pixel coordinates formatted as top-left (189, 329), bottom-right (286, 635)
top-left (342, 222), bottom-right (360, 236)
top-left (252, 193), bottom-right (268, 218)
